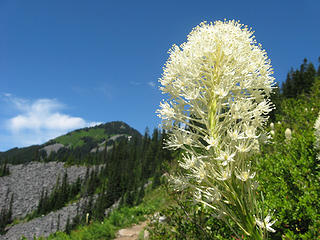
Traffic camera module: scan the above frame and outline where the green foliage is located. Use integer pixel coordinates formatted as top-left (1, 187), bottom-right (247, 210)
top-left (53, 121), bottom-right (141, 149)
top-left (36, 221), bottom-right (116, 240)
top-left (147, 191), bottom-right (234, 240)
top-left (255, 91), bottom-right (320, 239)
top-left (258, 133), bottom-right (320, 239)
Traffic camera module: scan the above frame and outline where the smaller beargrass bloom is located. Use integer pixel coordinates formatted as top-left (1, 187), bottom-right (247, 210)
top-left (285, 128), bottom-right (292, 141)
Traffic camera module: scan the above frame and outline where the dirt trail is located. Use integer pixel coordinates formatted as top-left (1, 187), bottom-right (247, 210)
top-left (115, 221), bottom-right (149, 240)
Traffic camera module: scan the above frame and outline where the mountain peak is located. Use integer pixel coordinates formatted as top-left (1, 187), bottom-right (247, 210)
top-left (0, 121), bottom-right (141, 164)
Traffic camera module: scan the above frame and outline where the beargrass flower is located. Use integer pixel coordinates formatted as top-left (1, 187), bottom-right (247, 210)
top-left (270, 122), bottom-right (274, 130)
top-left (235, 168), bottom-right (256, 181)
top-left (285, 128), bottom-right (292, 141)
top-left (157, 20), bottom-right (275, 239)
top-left (255, 214), bottom-right (277, 233)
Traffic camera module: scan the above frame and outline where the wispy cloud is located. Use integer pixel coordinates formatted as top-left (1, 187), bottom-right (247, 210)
top-left (147, 81), bottom-right (156, 88)
top-left (129, 81), bottom-right (142, 86)
top-left (0, 94), bottom-right (100, 150)
top-left (129, 81), bottom-right (157, 88)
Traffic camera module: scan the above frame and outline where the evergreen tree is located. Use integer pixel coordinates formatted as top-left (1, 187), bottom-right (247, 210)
top-left (0, 161), bottom-right (10, 177)
top-left (136, 182), bottom-right (145, 205)
top-left (304, 61), bottom-right (316, 92)
top-left (65, 215), bottom-right (71, 234)
top-left (56, 214), bottom-right (60, 231)
top-left (282, 70), bottom-right (294, 98)
top-left (0, 194), bottom-right (13, 235)
top-left (281, 58), bottom-right (317, 98)
top-left (152, 167), bottom-right (161, 189)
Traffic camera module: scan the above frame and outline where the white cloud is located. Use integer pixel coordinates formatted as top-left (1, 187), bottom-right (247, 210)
top-left (7, 99), bottom-right (88, 132)
top-left (1, 96), bottom-right (99, 149)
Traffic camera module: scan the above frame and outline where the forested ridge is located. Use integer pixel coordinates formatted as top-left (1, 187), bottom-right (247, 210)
top-left (0, 121), bottom-right (141, 165)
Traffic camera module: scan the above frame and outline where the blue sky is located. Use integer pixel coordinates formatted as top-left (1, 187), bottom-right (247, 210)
top-left (0, 0), bottom-right (319, 151)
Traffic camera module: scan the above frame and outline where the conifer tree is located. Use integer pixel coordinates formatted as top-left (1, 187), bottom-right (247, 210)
top-left (65, 215), bottom-right (71, 234)
top-left (281, 58), bottom-right (317, 98)
top-left (0, 161), bottom-right (10, 177)
top-left (56, 214), bottom-right (60, 231)
top-left (136, 182), bottom-right (145, 205)
top-left (304, 61), bottom-right (316, 92)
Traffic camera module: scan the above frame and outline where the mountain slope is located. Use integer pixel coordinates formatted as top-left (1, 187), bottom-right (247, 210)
top-left (0, 121), bottom-right (141, 165)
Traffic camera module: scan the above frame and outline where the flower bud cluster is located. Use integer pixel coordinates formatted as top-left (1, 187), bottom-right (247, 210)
top-left (157, 20), bottom-right (275, 237)
top-left (285, 128), bottom-right (292, 141)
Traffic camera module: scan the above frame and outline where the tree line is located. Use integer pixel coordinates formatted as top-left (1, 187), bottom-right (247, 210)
top-left (270, 57), bottom-right (320, 120)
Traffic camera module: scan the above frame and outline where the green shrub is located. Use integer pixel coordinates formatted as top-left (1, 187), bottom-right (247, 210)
top-left (257, 129), bottom-right (320, 239)
top-left (255, 92), bottom-right (320, 239)
top-left (147, 189), bottom-right (234, 240)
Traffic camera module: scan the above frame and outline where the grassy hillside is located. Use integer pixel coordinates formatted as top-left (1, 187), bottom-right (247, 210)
top-left (53, 121), bottom-right (141, 148)
top-left (54, 127), bottom-right (107, 148)
top-left (0, 121), bottom-right (141, 165)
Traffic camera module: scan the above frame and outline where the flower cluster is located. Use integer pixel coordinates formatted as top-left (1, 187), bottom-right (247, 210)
top-left (157, 20), bottom-right (275, 238)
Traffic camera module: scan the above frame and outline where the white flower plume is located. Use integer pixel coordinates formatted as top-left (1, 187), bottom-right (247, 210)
top-left (157, 20), bottom-right (274, 177)
top-left (157, 20), bottom-right (276, 237)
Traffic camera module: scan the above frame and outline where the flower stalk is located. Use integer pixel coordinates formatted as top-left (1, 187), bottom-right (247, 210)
top-left (157, 20), bottom-right (276, 238)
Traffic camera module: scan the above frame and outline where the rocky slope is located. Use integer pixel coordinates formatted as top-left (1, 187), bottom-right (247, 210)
top-left (0, 162), bottom-right (87, 219)
top-left (0, 194), bottom-right (120, 240)
top-left (1, 196), bottom-right (88, 240)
